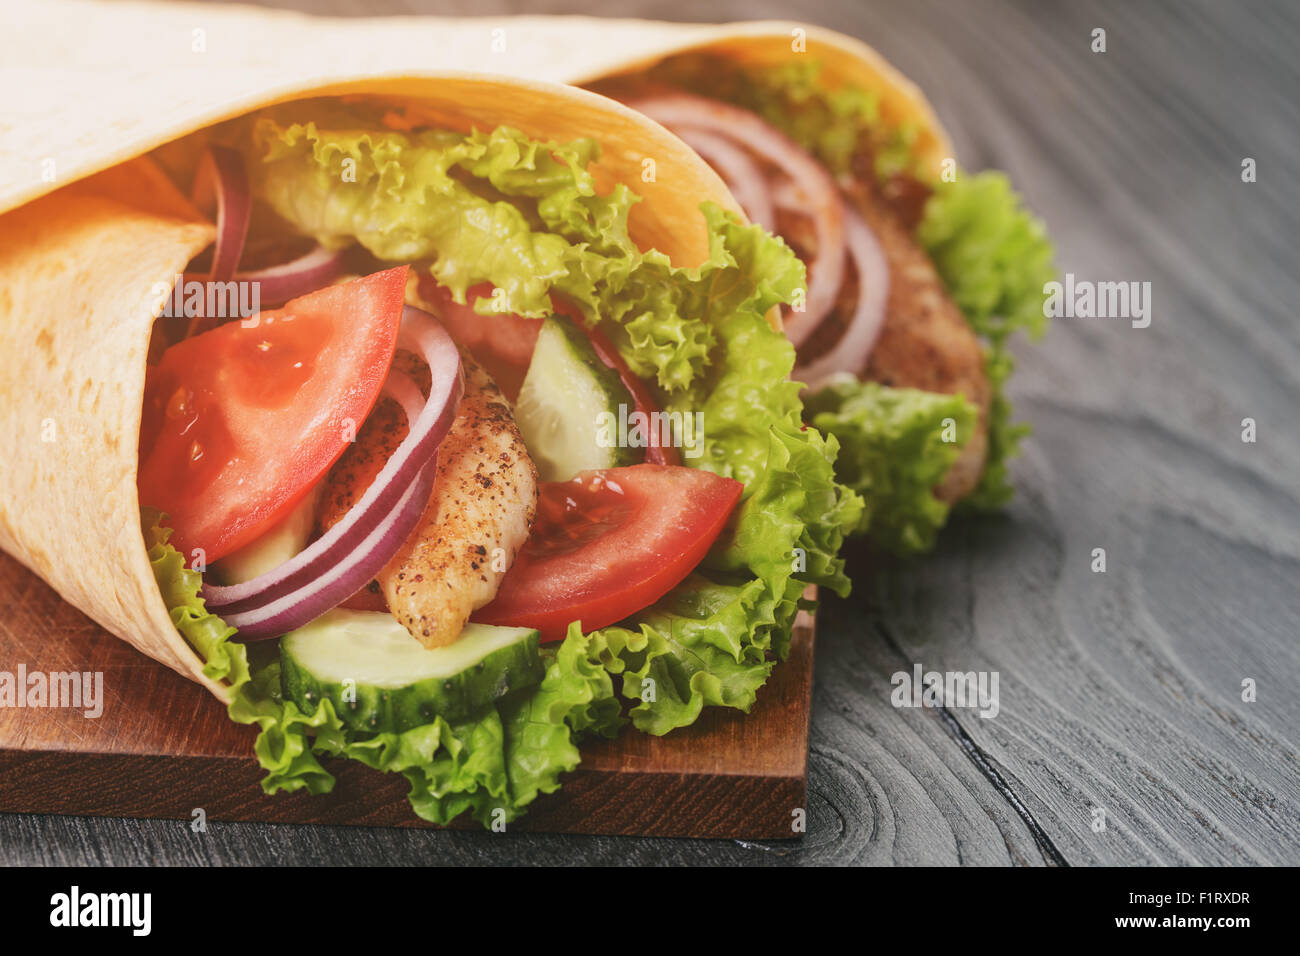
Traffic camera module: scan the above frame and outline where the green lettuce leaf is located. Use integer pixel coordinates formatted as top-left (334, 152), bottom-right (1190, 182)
top-left (143, 508), bottom-right (248, 689)
top-left (242, 113), bottom-right (713, 392)
top-left (804, 378), bottom-right (976, 554)
top-left (642, 55), bottom-right (919, 180)
top-left (144, 509), bottom-right (341, 793)
top-left (805, 172), bottom-right (1054, 551)
top-left (146, 504), bottom-right (615, 823)
top-left (588, 209), bottom-right (861, 734)
top-left (317, 647), bottom-right (607, 827)
top-left (918, 171), bottom-right (1057, 508)
top-left (143, 114), bottom-right (859, 825)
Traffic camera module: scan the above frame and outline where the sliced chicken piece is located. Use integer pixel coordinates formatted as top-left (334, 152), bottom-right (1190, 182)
top-left (851, 185), bottom-right (991, 502)
top-left (317, 350), bottom-right (538, 647)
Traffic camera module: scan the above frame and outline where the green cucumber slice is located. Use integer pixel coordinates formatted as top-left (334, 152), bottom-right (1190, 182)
top-left (280, 610), bottom-right (544, 731)
top-left (514, 314), bottom-right (637, 481)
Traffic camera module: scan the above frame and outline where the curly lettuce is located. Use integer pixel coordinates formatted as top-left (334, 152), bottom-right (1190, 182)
top-left (146, 506), bottom-right (616, 824)
top-left (586, 209), bottom-right (862, 736)
top-left (145, 113), bottom-right (859, 825)
top-left (804, 173), bottom-right (1055, 546)
top-left (143, 509), bottom-right (247, 690)
top-left (804, 379), bottom-right (976, 555)
top-left (243, 112), bottom-right (714, 392)
top-left (918, 171), bottom-right (1056, 508)
top-left (643, 55), bottom-right (920, 180)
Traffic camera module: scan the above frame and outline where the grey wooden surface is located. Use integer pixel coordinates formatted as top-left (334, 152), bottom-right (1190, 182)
top-left (3, 0), bottom-right (1297, 866)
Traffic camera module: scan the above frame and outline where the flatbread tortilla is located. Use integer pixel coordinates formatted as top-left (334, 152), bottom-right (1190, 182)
top-left (2, 3), bottom-right (950, 215)
top-left (0, 9), bottom-right (756, 698)
top-left (0, 1), bottom-right (948, 697)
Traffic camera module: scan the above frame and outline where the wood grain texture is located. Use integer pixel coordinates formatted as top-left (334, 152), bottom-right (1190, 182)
top-left (2, 0), bottom-right (1299, 865)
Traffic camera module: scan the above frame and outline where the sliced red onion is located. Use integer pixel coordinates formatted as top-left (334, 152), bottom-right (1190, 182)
top-left (187, 146), bottom-right (252, 338)
top-left (205, 366), bottom-right (424, 614)
top-left (192, 146), bottom-right (251, 283)
top-left (672, 127), bottom-right (776, 231)
top-left (182, 144), bottom-right (343, 330)
top-left (202, 308), bottom-right (464, 639)
top-left (205, 307), bottom-right (460, 611)
top-left (770, 178), bottom-right (803, 212)
top-left (217, 460), bottom-right (437, 639)
top-left (793, 207), bottom-right (890, 391)
top-left (381, 365), bottom-right (428, 422)
top-left (626, 94), bottom-right (846, 348)
top-left (233, 244), bottom-right (347, 307)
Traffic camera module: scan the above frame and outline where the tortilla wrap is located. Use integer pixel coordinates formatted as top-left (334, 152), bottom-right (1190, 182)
top-left (0, 1), bottom-right (946, 699)
top-left (2, 2), bottom-right (951, 214)
top-left (0, 14), bottom-right (762, 700)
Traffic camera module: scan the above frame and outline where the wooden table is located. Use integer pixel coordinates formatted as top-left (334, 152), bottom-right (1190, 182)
top-left (3, 0), bottom-right (1297, 865)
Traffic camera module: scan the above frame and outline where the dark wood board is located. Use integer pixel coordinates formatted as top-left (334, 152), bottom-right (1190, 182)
top-left (3, 0), bottom-right (1300, 866)
top-left (0, 552), bottom-right (815, 839)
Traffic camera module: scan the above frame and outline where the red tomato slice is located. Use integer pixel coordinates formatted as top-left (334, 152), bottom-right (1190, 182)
top-left (138, 266), bottom-right (408, 562)
top-left (472, 465), bottom-right (743, 641)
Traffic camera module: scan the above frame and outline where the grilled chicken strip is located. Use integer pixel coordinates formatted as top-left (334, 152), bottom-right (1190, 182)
top-left (794, 181), bottom-right (992, 503)
top-left (317, 350), bottom-right (538, 647)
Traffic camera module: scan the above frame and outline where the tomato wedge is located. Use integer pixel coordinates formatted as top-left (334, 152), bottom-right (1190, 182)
top-left (473, 465), bottom-right (743, 641)
top-left (138, 266), bottom-right (408, 562)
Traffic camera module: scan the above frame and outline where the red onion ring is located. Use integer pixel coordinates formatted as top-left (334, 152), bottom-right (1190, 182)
top-left (187, 146), bottom-right (252, 338)
top-left (232, 244), bottom-right (347, 307)
top-left (202, 307), bottom-right (464, 639)
top-left (672, 128), bottom-right (776, 231)
top-left (216, 460), bottom-right (437, 639)
top-left (182, 145), bottom-right (343, 331)
top-left (625, 94), bottom-right (846, 348)
top-left (202, 363), bottom-right (418, 618)
top-left (208, 366), bottom-right (423, 622)
top-left (793, 206), bottom-right (890, 391)
top-left (205, 306), bottom-right (460, 610)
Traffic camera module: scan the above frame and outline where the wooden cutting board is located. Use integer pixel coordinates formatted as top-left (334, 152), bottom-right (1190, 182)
top-left (0, 553), bottom-right (814, 839)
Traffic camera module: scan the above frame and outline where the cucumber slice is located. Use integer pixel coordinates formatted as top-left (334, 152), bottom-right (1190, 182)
top-left (280, 610), bottom-right (544, 732)
top-left (215, 484), bottom-right (320, 585)
top-left (514, 315), bottom-right (637, 481)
